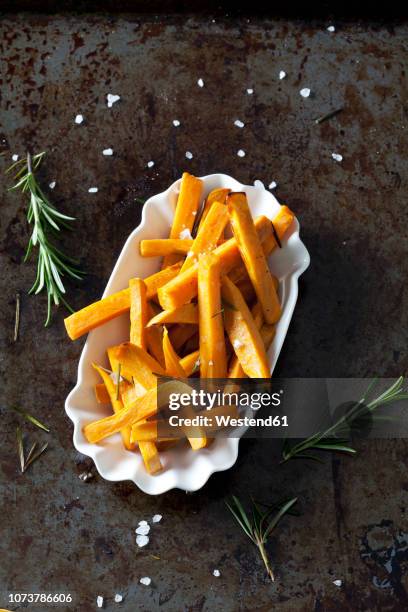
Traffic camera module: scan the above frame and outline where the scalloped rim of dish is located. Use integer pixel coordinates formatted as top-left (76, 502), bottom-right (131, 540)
top-left (65, 174), bottom-right (310, 495)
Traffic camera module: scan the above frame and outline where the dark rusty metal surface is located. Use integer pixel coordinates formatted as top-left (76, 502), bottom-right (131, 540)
top-left (0, 12), bottom-right (408, 612)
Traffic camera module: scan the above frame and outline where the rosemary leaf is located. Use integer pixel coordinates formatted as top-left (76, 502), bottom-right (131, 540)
top-left (14, 292), bottom-right (21, 342)
top-left (24, 442), bottom-right (48, 471)
top-left (16, 426), bottom-right (25, 473)
top-left (10, 406), bottom-right (50, 432)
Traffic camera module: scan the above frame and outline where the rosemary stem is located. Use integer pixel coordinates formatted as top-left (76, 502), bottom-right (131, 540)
top-left (257, 536), bottom-right (274, 581)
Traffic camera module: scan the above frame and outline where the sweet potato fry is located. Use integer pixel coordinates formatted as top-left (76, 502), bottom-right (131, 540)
top-left (129, 278), bottom-right (148, 349)
top-left (222, 277), bottom-right (270, 378)
top-left (147, 303), bottom-right (198, 327)
top-left (162, 172), bottom-right (203, 268)
top-left (227, 192), bottom-right (280, 324)
top-left (138, 441), bottom-right (163, 474)
top-left (92, 364), bottom-right (134, 450)
top-left (198, 187), bottom-right (230, 229)
top-left (180, 200), bottom-right (229, 272)
top-left (140, 238), bottom-right (193, 257)
top-left (109, 342), bottom-right (165, 389)
top-left (84, 386), bottom-right (158, 443)
top-left (228, 302), bottom-right (263, 378)
top-left (180, 349), bottom-right (200, 376)
top-left (163, 328), bottom-right (187, 377)
top-left (157, 214), bottom-right (280, 311)
top-left (198, 253), bottom-right (227, 378)
top-left (64, 263), bottom-right (182, 340)
top-left (95, 383), bottom-right (110, 403)
top-left (144, 302), bottom-right (164, 366)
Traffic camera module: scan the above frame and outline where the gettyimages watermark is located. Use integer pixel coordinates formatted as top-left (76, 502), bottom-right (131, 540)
top-left (155, 377), bottom-right (408, 439)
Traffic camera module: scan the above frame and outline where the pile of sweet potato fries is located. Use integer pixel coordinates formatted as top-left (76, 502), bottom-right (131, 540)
top-left (65, 173), bottom-right (295, 474)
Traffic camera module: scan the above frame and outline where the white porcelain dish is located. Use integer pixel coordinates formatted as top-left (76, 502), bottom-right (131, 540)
top-left (65, 174), bottom-right (310, 494)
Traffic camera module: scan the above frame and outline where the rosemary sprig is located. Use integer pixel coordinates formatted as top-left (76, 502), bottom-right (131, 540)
top-left (314, 107), bottom-right (343, 125)
top-left (6, 151), bottom-right (84, 326)
top-left (14, 292), bottom-right (21, 341)
top-left (10, 406), bottom-right (50, 432)
top-left (282, 377), bottom-right (408, 463)
top-left (226, 495), bottom-right (297, 581)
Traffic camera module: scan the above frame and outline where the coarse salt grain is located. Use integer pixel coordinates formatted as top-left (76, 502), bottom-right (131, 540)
top-left (138, 520), bottom-right (148, 526)
top-left (114, 594), bottom-right (123, 602)
top-left (300, 88), bottom-right (311, 98)
top-left (213, 569), bottom-right (221, 577)
top-left (136, 534), bottom-right (149, 547)
top-left (333, 579), bottom-right (342, 587)
top-left (88, 187), bottom-right (98, 193)
top-left (74, 114), bottom-right (84, 124)
top-left (173, 119), bottom-right (181, 127)
top-left (253, 179), bottom-right (264, 189)
top-left (279, 70), bottom-right (287, 80)
top-left (332, 153), bottom-right (343, 162)
top-left (135, 524), bottom-right (150, 536)
top-left (269, 181), bottom-right (277, 190)
top-left (140, 577), bottom-right (151, 586)
top-left (327, 25), bottom-right (336, 32)
top-left (103, 148), bottom-right (113, 156)
top-left (233, 339), bottom-right (243, 349)
top-left (197, 78), bottom-right (204, 87)
top-left (234, 119), bottom-right (245, 128)
top-left (246, 88), bottom-right (254, 94)
top-left (179, 228), bottom-right (193, 240)
top-left (147, 160), bottom-right (155, 168)
top-left (97, 595), bottom-right (103, 608)
top-left (12, 154), bottom-right (19, 161)
top-left (49, 181), bottom-right (56, 189)
top-left (185, 151), bottom-right (193, 160)
top-left (237, 149), bottom-right (246, 158)
top-left (208, 360), bottom-right (214, 366)
top-left (152, 514), bottom-right (162, 523)
top-left (107, 94), bottom-right (121, 107)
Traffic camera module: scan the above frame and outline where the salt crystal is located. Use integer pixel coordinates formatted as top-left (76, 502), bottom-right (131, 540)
top-left (197, 78), bottom-right (204, 88)
top-left (327, 25), bottom-right (336, 32)
top-left (300, 88), bottom-right (311, 98)
top-left (269, 181), bottom-right (277, 190)
top-left (138, 520), bottom-right (148, 526)
top-left (208, 360), bottom-right (214, 366)
top-left (279, 70), bottom-right (286, 80)
top-left (185, 151), bottom-right (193, 160)
top-left (136, 534), bottom-right (149, 547)
top-left (173, 119), bottom-right (181, 127)
top-left (97, 595), bottom-right (104, 608)
top-left (233, 339), bottom-right (243, 350)
top-left (246, 88), bottom-right (254, 95)
top-left (179, 228), bottom-right (193, 240)
top-left (49, 181), bottom-right (56, 189)
top-left (135, 524), bottom-right (150, 536)
top-left (12, 154), bottom-right (19, 162)
top-left (114, 593), bottom-right (123, 602)
top-left (152, 514), bottom-right (162, 523)
top-left (237, 149), bottom-right (246, 158)
top-left (234, 119), bottom-right (245, 128)
top-left (333, 579), bottom-right (342, 587)
top-left (88, 187), bottom-right (98, 193)
top-left (213, 569), bottom-right (221, 577)
top-left (75, 114), bottom-right (84, 124)
top-left (253, 179), bottom-right (264, 189)
top-left (147, 160), bottom-right (155, 168)
top-left (103, 148), bottom-right (113, 156)
top-left (332, 153), bottom-right (343, 162)
top-left (107, 94), bottom-right (120, 107)
top-left (140, 577), bottom-right (151, 586)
